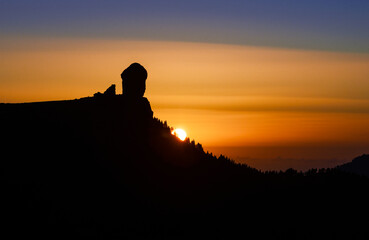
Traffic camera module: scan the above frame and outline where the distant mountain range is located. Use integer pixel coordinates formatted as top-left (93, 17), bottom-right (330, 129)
top-left (1, 95), bottom-right (369, 239)
top-left (337, 154), bottom-right (369, 177)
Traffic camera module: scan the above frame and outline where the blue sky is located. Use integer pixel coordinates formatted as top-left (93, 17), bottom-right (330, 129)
top-left (1, 0), bottom-right (368, 52)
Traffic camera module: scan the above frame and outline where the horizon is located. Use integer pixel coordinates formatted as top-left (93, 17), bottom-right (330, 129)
top-left (1, 1), bottom-right (369, 170)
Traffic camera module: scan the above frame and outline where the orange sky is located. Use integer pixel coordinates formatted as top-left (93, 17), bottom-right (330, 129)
top-left (1, 37), bottom-right (369, 170)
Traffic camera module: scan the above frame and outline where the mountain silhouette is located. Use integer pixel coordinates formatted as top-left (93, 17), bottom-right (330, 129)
top-left (1, 63), bottom-right (369, 239)
top-left (337, 154), bottom-right (369, 177)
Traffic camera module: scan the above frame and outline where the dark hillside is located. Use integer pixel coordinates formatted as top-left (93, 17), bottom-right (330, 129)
top-left (337, 154), bottom-right (369, 177)
top-left (1, 96), bottom-right (369, 239)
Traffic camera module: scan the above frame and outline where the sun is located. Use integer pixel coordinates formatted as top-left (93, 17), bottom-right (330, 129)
top-left (171, 128), bottom-right (187, 141)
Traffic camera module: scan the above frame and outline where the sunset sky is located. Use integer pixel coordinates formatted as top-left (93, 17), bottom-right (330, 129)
top-left (1, 0), bottom-right (369, 170)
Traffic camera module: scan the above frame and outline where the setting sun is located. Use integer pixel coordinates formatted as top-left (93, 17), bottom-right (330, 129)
top-left (171, 128), bottom-right (187, 141)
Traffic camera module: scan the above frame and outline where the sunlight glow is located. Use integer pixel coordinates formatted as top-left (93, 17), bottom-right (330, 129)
top-left (171, 128), bottom-right (187, 141)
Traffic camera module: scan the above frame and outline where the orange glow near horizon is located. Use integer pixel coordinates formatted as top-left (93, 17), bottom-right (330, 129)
top-left (1, 37), bottom-right (369, 169)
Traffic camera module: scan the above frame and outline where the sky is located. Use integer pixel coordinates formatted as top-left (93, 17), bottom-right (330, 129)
top-left (1, 0), bottom-right (369, 170)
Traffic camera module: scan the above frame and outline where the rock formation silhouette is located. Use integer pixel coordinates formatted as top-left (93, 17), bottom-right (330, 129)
top-left (104, 84), bottom-right (116, 96)
top-left (93, 84), bottom-right (116, 97)
top-left (120, 63), bottom-right (153, 120)
top-left (92, 63), bottom-right (153, 121)
top-left (121, 62), bottom-right (147, 98)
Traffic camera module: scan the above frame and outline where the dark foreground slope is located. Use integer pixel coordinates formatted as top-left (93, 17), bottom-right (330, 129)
top-left (1, 97), bottom-right (369, 239)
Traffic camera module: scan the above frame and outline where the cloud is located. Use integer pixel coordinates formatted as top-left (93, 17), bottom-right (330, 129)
top-left (151, 95), bottom-right (369, 114)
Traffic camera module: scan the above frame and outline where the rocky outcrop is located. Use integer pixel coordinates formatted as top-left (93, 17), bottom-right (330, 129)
top-left (93, 84), bottom-right (116, 97)
top-left (121, 63), bottom-right (147, 98)
top-left (104, 84), bottom-right (116, 96)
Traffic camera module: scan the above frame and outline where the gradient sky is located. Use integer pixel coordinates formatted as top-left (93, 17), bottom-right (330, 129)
top-left (1, 0), bottom-right (369, 52)
top-left (1, 1), bottom-right (369, 170)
